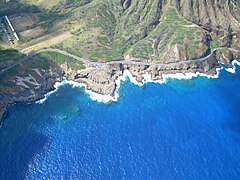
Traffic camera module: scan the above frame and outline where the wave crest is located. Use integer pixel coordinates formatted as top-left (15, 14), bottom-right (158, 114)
top-left (36, 60), bottom-right (240, 104)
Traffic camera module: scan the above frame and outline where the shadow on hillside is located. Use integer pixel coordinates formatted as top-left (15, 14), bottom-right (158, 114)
top-left (0, 0), bottom-right (57, 17)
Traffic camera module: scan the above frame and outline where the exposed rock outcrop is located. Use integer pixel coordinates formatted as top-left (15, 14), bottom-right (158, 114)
top-left (65, 53), bottom-right (220, 96)
top-left (0, 48), bottom-right (238, 125)
top-left (0, 61), bottom-right (64, 125)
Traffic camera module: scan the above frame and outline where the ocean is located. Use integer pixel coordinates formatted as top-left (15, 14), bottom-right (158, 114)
top-left (0, 63), bottom-right (240, 179)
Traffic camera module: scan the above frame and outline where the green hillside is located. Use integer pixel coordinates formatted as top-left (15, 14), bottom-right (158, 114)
top-left (0, 0), bottom-right (239, 63)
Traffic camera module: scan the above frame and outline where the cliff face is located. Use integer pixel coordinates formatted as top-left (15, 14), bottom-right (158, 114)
top-left (68, 53), bottom-right (219, 97)
top-left (0, 59), bottom-right (64, 125)
top-left (176, 0), bottom-right (240, 31)
top-left (175, 0), bottom-right (240, 49)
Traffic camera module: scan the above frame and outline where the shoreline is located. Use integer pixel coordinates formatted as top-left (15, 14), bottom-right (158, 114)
top-left (0, 60), bottom-right (239, 127)
top-left (37, 59), bottom-right (240, 104)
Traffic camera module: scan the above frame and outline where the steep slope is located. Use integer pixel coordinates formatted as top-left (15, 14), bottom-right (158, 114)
top-left (175, 0), bottom-right (240, 49)
top-left (0, 0), bottom-right (240, 63)
top-left (55, 0), bottom-right (239, 62)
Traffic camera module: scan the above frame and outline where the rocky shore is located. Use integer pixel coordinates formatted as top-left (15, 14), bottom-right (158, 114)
top-left (0, 51), bottom-right (240, 126)
top-left (0, 63), bottom-right (64, 126)
top-left (67, 53), bottom-right (220, 96)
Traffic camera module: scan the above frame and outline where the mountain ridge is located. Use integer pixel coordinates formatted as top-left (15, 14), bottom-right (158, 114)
top-left (1, 0), bottom-right (239, 62)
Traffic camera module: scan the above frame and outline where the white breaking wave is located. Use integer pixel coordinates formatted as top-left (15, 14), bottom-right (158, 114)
top-left (121, 70), bottom-right (143, 87)
top-left (69, 70), bottom-right (144, 103)
top-left (67, 81), bottom-right (117, 103)
top-left (36, 81), bottom-right (69, 104)
top-left (225, 60), bottom-right (240, 74)
top-left (36, 60), bottom-right (240, 104)
top-left (158, 68), bottom-right (221, 82)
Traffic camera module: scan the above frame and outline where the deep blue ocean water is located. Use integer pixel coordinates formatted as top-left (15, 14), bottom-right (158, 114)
top-left (1, 67), bottom-right (240, 179)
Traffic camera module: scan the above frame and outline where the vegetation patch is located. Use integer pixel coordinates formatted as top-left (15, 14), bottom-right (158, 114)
top-left (0, 0), bottom-right (238, 65)
top-left (0, 47), bottom-right (24, 69)
top-left (39, 52), bottom-right (86, 70)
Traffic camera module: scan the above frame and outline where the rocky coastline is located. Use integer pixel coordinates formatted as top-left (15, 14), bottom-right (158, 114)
top-left (0, 52), bottom-right (240, 126)
top-left (68, 53), bottom-right (220, 96)
top-left (0, 64), bottom-right (64, 127)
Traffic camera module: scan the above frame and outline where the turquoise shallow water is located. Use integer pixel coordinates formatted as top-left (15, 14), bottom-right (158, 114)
top-left (0, 66), bottom-right (240, 179)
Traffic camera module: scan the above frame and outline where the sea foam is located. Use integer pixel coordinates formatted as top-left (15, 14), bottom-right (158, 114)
top-left (142, 68), bottom-right (222, 84)
top-left (36, 60), bottom-right (240, 104)
top-left (36, 80), bottom-right (69, 104)
top-left (225, 60), bottom-right (240, 74)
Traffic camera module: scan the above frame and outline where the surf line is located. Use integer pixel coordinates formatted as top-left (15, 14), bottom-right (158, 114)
top-left (36, 60), bottom-right (240, 104)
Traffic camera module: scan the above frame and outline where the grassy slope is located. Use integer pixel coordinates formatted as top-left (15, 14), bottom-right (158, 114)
top-left (0, 47), bottom-right (24, 69)
top-left (39, 52), bottom-right (85, 70)
top-left (53, 0), bottom-right (207, 62)
top-left (55, 0), bottom-right (124, 62)
top-left (126, 5), bottom-right (203, 61)
top-left (0, 0), bottom-right (239, 64)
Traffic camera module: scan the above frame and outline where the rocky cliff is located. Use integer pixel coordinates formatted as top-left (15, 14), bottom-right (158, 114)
top-left (67, 53), bottom-right (220, 96)
top-left (0, 59), bottom-right (64, 125)
top-left (176, 0), bottom-right (240, 49)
